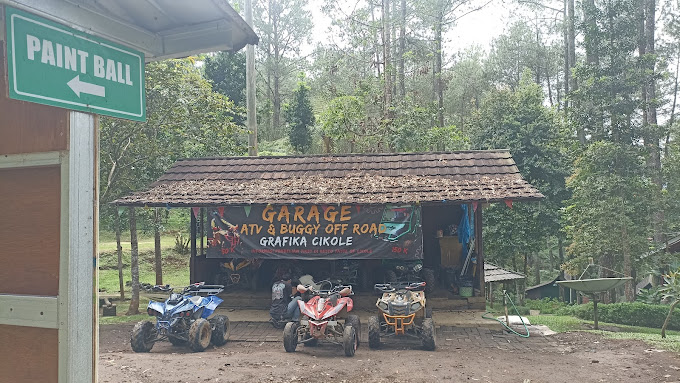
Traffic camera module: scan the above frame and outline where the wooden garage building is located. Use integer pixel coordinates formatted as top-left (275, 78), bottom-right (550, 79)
top-left (116, 150), bottom-right (543, 309)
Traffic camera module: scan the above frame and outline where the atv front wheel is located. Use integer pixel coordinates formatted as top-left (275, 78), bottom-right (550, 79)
top-left (425, 308), bottom-right (433, 319)
top-left (345, 315), bottom-right (361, 346)
top-left (189, 318), bottom-right (213, 352)
top-left (421, 318), bottom-right (436, 351)
top-left (210, 315), bottom-right (230, 346)
top-left (422, 268), bottom-right (436, 295)
top-left (130, 321), bottom-right (156, 353)
top-left (368, 316), bottom-right (381, 349)
top-left (343, 325), bottom-right (358, 357)
top-left (283, 322), bottom-right (299, 352)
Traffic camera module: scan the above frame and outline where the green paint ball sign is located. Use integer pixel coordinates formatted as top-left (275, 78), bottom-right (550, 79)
top-left (5, 7), bottom-right (146, 121)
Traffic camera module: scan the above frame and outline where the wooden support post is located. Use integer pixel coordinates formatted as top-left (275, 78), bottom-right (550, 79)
top-left (200, 208), bottom-right (204, 257)
top-left (593, 294), bottom-right (599, 330)
top-left (190, 208), bottom-right (197, 283)
top-left (475, 204), bottom-right (484, 297)
top-left (503, 289), bottom-right (509, 327)
top-left (489, 282), bottom-right (494, 309)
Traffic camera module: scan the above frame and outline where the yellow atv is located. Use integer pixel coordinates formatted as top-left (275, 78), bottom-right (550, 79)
top-left (368, 282), bottom-right (435, 350)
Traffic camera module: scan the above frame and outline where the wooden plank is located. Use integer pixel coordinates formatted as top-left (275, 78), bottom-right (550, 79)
top-left (0, 40), bottom-right (69, 155)
top-left (0, 166), bottom-right (60, 296)
top-left (0, 324), bottom-right (58, 382)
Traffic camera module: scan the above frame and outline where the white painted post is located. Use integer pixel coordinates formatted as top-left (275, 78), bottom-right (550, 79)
top-left (58, 111), bottom-right (98, 383)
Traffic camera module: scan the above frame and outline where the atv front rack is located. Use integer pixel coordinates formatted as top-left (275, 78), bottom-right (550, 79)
top-left (382, 312), bottom-right (416, 335)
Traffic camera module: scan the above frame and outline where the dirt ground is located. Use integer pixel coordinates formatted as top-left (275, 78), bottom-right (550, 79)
top-left (98, 320), bottom-right (680, 383)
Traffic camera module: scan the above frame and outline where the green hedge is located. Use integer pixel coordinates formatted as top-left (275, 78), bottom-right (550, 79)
top-left (557, 302), bottom-right (680, 330)
top-left (525, 298), bottom-right (568, 314)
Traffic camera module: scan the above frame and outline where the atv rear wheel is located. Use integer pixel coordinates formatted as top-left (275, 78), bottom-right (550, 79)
top-left (368, 316), bottom-right (381, 349)
top-left (210, 315), bottom-right (230, 346)
top-left (168, 336), bottom-right (186, 346)
top-left (130, 321), bottom-right (156, 353)
top-left (421, 318), bottom-right (436, 351)
top-left (343, 325), bottom-right (358, 357)
top-left (189, 318), bottom-right (213, 352)
top-left (345, 315), bottom-right (361, 346)
top-left (283, 322), bottom-right (299, 352)
top-left (422, 268), bottom-right (436, 294)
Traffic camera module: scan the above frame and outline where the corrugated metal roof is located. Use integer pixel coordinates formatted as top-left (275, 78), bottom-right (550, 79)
top-left (2, 0), bottom-right (258, 60)
top-left (115, 150), bottom-right (545, 206)
top-left (484, 262), bottom-right (525, 283)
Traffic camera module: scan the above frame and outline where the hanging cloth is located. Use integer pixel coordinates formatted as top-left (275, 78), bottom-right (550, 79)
top-left (458, 204), bottom-right (475, 256)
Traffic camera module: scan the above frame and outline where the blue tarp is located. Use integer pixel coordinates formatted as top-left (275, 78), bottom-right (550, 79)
top-left (458, 204), bottom-right (475, 256)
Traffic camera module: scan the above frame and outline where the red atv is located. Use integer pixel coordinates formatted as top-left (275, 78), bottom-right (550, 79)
top-left (283, 280), bottom-right (360, 357)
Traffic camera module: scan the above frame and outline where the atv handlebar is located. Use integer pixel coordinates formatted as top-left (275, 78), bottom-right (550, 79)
top-left (296, 280), bottom-right (353, 297)
top-left (374, 281), bottom-right (426, 293)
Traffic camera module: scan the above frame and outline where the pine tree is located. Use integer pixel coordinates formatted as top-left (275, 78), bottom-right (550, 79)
top-left (285, 78), bottom-right (315, 153)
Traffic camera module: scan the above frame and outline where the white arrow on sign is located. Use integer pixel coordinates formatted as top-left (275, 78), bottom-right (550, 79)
top-left (67, 75), bottom-right (106, 98)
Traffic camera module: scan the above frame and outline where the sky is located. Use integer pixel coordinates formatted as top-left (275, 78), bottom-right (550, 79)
top-left (304, 1), bottom-right (513, 57)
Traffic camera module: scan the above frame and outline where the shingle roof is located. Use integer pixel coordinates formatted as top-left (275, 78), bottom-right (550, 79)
top-left (114, 150), bottom-right (544, 206)
top-left (484, 262), bottom-right (525, 283)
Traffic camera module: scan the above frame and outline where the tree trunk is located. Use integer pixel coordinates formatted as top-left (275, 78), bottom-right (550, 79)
top-left (398, 0), bottom-right (406, 98)
top-left (372, 2), bottom-right (381, 79)
top-left (154, 208), bottom-right (163, 285)
top-left (622, 225), bottom-right (634, 302)
top-left (273, 5), bottom-right (281, 136)
top-left (558, 236), bottom-right (565, 278)
top-left (127, 207), bottom-right (140, 315)
top-left (534, 253), bottom-right (541, 285)
top-left (434, 10), bottom-right (444, 128)
top-left (115, 207), bottom-right (124, 300)
top-left (662, 300), bottom-right (680, 338)
top-left (644, 0), bottom-right (663, 245)
top-left (563, 0), bottom-right (569, 110)
top-left (382, 0), bottom-right (393, 120)
top-left (391, 0), bottom-right (398, 100)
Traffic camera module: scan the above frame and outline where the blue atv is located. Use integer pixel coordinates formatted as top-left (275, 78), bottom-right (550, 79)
top-left (131, 282), bottom-right (230, 352)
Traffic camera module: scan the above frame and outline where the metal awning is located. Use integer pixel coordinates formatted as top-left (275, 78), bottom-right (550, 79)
top-left (1, 0), bottom-right (258, 61)
top-left (484, 262), bottom-right (525, 283)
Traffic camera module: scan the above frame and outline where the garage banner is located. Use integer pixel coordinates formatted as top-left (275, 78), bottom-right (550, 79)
top-left (206, 204), bottom-right (422, 260)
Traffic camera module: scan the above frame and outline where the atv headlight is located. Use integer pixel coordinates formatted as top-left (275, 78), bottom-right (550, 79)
top-left (410, 302), bottom-right (422, 312)
top-left (413, 264), bottom-right (423, 272)
top-left (147, 308), bottom-right (160, 317)
top-left (396, 265), bottom-right (407, 271)
top-left (378, 301), bottom-right (388, 311)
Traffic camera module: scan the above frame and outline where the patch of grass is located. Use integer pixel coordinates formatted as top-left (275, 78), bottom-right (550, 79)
top-left (99, 299), bottom-right (149, 325)
top-left (528, 315), bottom-right (680, 352)
top-left (602, 332), bottom-right (680, 353)
top-left (98, 235), bottom-right (176, 252)
top-left (527, 315), bottom-right (584, 333)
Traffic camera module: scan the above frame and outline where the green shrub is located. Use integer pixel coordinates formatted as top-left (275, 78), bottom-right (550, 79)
top-left (525, 298), bottom-right (568, 314)
top-left (564, 302), bottom-right (680, 330)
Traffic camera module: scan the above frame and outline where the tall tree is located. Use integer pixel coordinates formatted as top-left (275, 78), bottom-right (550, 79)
top-left (203, 51), bottom-right (247, 124)
top-left (472, 73), bottom-right (569, 271)
top-left (254, 0), bottom-right (313, 140)
top-left (285, 77), bottom-right (315, 153)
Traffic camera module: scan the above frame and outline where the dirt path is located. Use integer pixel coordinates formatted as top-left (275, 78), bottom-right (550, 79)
top-left (99, 322), bottom-right (680, 383)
